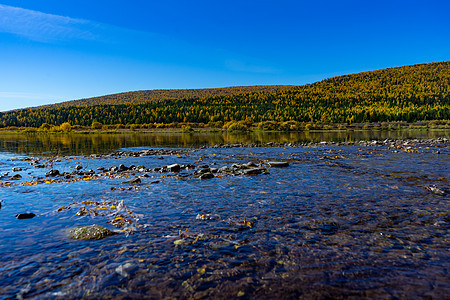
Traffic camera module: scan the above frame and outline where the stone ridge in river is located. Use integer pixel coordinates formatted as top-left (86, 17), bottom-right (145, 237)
top-left (68, 224), bottom-right (116, 240)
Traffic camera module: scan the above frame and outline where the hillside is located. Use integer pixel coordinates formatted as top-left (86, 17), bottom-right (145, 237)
top-left (38, 86), bottom-right (296, 108)
top-left (1, 61), bottom-right (449, 128)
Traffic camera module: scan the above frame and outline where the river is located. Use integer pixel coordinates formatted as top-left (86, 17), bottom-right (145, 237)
top-left (0, 131), bottom-right (448, 299)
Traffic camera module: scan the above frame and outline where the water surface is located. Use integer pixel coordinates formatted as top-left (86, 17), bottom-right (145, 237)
top-left (0, 132), bottom-right (448, 299)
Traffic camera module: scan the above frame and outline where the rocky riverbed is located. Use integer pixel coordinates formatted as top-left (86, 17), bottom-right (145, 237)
top-left (0, 138), bottom-right (448, 298)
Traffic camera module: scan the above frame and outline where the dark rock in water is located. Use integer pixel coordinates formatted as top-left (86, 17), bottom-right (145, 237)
top-left (64, 174), bottom-right (73, 179)
top-left (137, 165), bottom-right (148, 172)
top-left (68, 224), bottom-right (116, 240)
top-left (199, 173), bottom-right (214, 179)
top-left (12, 167), bottom-right (22, 172)
top-left (119, 164), bottom-right (128, 172)
top-left (218, 166), bottom-right (231, 173)
top-left (198, 164), bottom-right (209, 169)
top-left (35, 164), bottom-right (46, 169)
top-left (16, 213), bottom-right (36, 219)
top-left (75, 165), bottom-right (83, 170)
top-left (267, 161), bottom-right (289, 168)
top-left (196, 168), bottom-right (211, 175)
top-left (10, 174), bottom-right (22, 180)
top-left (167, 164), bottom-right (181, 172)
top-left (110, 166), bottom-right (119, 172)
top-left (243, 168), bottom-right (264, 175)
top-left (150, 180), bottom-right (160, 184)
top-left (84, 169), bottom-right (95, 175)
top-left (45, 169), bottom-right (60, 177)
top-left (123, 177), bottom-right (141, 184)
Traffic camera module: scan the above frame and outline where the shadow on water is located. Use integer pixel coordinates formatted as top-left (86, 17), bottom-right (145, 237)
top-left (0, 130), bottom-right (448, 156)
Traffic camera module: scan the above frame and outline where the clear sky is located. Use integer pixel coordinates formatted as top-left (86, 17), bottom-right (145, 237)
top-left (0, 0), bottom-right (449, 112)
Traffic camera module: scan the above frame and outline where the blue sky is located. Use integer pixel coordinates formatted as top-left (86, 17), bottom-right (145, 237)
top-left (0, 0), bottom-right (449, 112)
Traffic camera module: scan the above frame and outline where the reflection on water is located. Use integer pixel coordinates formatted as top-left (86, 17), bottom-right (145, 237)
top-left (0, 130), bottom-right (448, 156)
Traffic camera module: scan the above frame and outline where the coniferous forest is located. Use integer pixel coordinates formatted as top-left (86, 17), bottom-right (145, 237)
top-left (1, 62), bottom-right (449, 128)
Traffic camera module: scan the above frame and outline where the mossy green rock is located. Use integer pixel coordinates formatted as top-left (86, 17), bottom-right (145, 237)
top-left (68, 224), bottom-right (116, 240)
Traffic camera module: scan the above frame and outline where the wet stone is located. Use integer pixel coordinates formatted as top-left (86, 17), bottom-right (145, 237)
top-left (243, 168), bottom-right (264, 175)
top-left (45, 169), bottom-right (60, 177)
top-left (67, 224), bottom-right (116, 240)
top-left (199, 173), bottom-right (214, 180)
top-left (167, 164), bottom-right (181, 172)
top-left (84, 170), bottom-right (95, 175)
top-left (10, 174), bottom-right (22, 180)
top-left (12, 167), bottom-right (22, 172)
top-left (196, 168), bottom-right (211, 175)
top-left (123, 177), bottom-right (141, 184)
top-left (266, 161), bottom-right (289, 168)
top-left (16, 213), bottom-right (36, 219)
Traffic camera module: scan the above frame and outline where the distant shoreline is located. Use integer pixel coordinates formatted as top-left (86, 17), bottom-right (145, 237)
top-left (0, 120), bottom-right (449, 135)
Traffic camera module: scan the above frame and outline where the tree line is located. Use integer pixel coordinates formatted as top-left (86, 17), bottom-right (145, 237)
top-left (1, 61), bottom-right (448, 128)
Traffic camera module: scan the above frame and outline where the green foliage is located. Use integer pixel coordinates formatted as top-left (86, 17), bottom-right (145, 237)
top-left (37, 86), bottom-right (294, 108)
top-left (1, 62), bottom-right (449, 128)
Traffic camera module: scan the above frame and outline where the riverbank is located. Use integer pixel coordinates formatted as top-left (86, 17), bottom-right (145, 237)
top-left (0, 120), bottom-right (449, 135)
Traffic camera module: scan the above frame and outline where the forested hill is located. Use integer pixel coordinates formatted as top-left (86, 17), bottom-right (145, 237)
top-left (1, 61), bottom-right (449, 128)
top-left (39, 86), bottom-right (296, 108)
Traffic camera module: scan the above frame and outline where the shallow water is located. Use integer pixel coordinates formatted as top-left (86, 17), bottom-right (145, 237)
top-left (0, 134), bottom-right (449, 299)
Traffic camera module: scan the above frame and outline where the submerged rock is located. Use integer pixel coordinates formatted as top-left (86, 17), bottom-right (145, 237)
top-left (123, 177), bottom-right (141, 184)
top-left (12, 167), bottom-right (22, 172)
top-left (68, 224), bottom-right (116, 240)
top-left (115, 262), bottom-right (138, 277)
